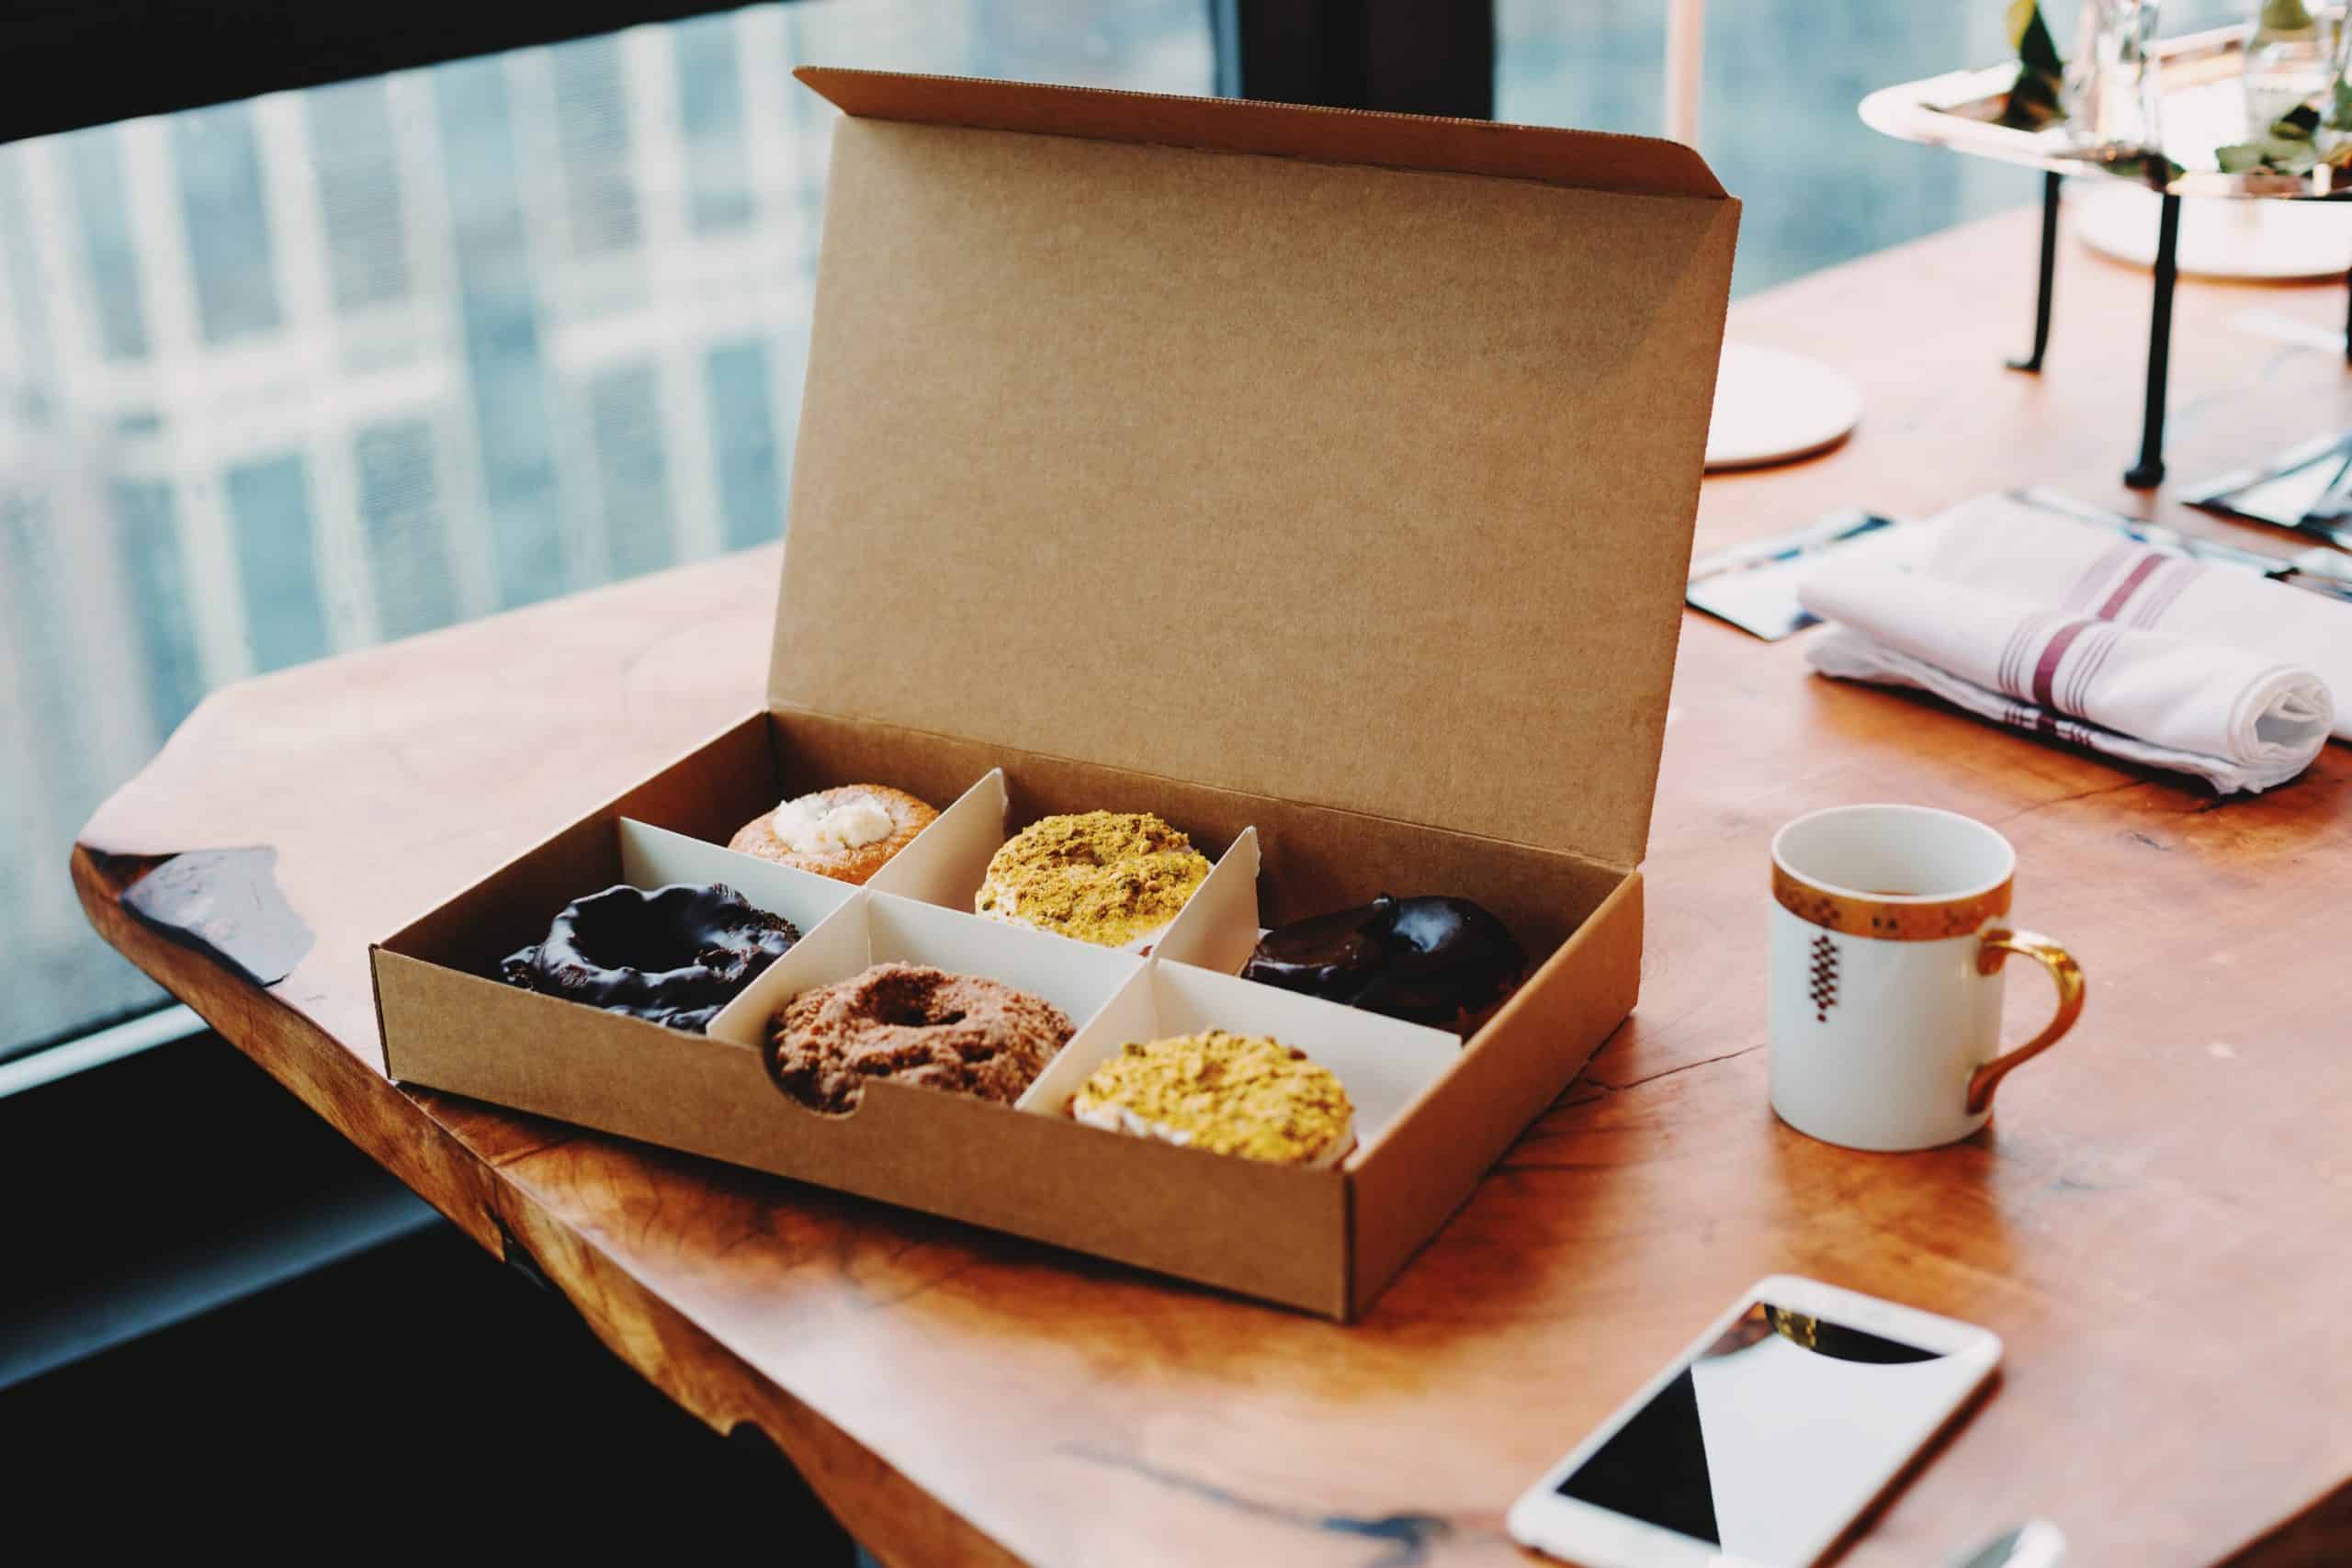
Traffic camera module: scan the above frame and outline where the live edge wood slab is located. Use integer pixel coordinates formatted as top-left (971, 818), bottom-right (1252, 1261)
top-left (74, 206), bottom-right (2352, 1566)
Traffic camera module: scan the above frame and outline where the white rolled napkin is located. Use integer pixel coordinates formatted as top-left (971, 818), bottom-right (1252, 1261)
top-left (1926, 492), bottom-right (2352, 740)
top-left (1800, 562), bottom-right (2332, 794)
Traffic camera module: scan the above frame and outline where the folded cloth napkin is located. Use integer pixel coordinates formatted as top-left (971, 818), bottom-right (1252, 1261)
top-left (1925, 492), bottom-right (2352, 740)
top-left (1801, 563), bottom-right (2333, 794)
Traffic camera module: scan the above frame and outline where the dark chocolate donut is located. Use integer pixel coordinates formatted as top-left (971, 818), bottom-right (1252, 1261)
top-left (500, 883), bottom-right (801, 1032)
top-left (1242, 895), bottom-right (1526, 1033)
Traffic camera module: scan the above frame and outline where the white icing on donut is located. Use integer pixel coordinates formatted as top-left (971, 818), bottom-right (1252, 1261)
top-left (770, 793), bottom-right (894, 854)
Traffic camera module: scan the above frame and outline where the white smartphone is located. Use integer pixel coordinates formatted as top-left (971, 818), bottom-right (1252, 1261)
top-left (1508, 1276), bottom-right (2002, 1568)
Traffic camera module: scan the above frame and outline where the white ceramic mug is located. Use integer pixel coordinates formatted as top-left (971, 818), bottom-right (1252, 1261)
top-left (1768, 804), bottom-right (2085, 1152)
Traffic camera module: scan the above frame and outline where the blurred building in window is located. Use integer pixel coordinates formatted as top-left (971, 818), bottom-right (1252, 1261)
top-left (0, 0), bottom-right (1208, 1049)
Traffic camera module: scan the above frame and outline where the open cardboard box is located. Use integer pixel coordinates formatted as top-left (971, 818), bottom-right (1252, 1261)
top-left (372, 69), bottom-right (1738, 1319)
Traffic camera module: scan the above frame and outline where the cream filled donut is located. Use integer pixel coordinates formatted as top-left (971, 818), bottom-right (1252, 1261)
top-left (1068, 1031), bottom-right (1356, 1167)
top-left (729, 784), bottom-right (936, 885)
top-left (974, 810), bottom-right (1211, 950)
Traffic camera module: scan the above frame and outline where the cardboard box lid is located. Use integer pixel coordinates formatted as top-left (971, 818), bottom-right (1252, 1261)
top-left (775, 69), bottom-right (1738, 872)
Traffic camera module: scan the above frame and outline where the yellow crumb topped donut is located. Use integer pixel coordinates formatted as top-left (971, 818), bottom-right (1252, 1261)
top-left (1069, 1031), bottom-right (1355, 1166)
top-left (729, 784), bottom-right (936, 886)
top-left (974, 810), bottom-right (1211, 948)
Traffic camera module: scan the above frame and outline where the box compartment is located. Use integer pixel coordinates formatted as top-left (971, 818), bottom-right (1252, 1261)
top-left (1027, 957), bottom-right (1464, 1153)
top-left (704, 886), bottom-right (1148, 1057)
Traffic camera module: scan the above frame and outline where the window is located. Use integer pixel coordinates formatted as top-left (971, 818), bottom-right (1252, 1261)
top-left (0, 0), bottom-right (1213, 1056)
top-left (1498, 0), bottom-right (2244, 296)
top-left (2, 0), bottom-right (2253, 1057)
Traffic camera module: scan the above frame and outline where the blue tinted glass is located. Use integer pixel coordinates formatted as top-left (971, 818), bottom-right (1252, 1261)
top-left (173, 104), bottom-right (283, 342)
top-left (552, 36), bottom-right (640, 257)
top-left (706, 339), bottom-right (782, 549)
top-left (308, 79), bottom-right (413, 313)
top-left (433, 55), bottom-right (567, 607)
top-left (356, 419), bottom-right (461, 639)
top-left (588, 360), bottom-right (676, 578)
top-left (224, 454), bottom-right (329, 671)
top-left (677, 17), bottom-right (754, 233)
top-left (61, 130), bottom-right (150, 361)
top-left (109, 479), bottom-right (206, 735)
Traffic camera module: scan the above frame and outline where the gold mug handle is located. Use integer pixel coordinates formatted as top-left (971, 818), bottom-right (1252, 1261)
top-left (1966, 928), bottom-right (2086, 1114)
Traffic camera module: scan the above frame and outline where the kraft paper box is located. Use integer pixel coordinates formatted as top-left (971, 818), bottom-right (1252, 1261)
top-left (371, 69), bottom-right (1739, 1319)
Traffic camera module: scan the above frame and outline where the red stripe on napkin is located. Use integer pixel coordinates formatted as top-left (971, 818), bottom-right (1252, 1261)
top-left (2094, 552), bottom-right (2166, 621)
top-left (2031, 618), bottom-right (2097, 710)
top-left (2132, 558), bottom-right (2203, 627)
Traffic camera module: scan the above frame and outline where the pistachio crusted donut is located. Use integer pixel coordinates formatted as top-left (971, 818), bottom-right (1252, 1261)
top-left (766, 963), bottom-right (1073, 1114)
top-left (1069, 1031), bottom-right (1355, 1167)
top-left (975, 810), bottom-right (1212, 949)
top-left (729, 784), bottom-right (936, 885)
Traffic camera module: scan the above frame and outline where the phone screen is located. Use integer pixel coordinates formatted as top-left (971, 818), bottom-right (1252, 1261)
top-left (1553, 1301), bottom-right (1982, 1563)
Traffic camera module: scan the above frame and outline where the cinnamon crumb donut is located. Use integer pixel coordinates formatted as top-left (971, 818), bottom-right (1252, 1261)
top-left (729, 784), bottom-right (937, 885)
top-left (766, 963), bottom-right (1073, 1114)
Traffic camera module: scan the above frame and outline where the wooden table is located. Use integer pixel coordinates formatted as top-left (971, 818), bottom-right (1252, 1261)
top-left (74, 205), bottom-right (2352, 1566)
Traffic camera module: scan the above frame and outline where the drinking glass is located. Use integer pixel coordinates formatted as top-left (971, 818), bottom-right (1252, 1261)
top-left (2243, 0), bottom-right (2339, 131)
top-left (2064, 0), bottom-right (2165, 152)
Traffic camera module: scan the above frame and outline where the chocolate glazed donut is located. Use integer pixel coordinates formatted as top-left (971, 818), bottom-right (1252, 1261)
top-left (1242, 895), bottom-right (1527, 1034)
top-left (500, 883), bottom-right (801, 1032)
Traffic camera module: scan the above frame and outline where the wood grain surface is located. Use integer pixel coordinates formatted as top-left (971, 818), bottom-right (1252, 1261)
top-left (74, 204), bottom-right (2352, 1566)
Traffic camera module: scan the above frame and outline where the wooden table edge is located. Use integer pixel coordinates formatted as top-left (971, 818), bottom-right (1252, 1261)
top-left (84, 842), bottom-right (2351, 1567)
top-left (70, 843), bottom-right (1026, 1568)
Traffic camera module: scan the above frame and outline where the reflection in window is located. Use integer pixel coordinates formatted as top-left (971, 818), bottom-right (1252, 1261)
top-left (225, 454), bottom-right (330, 672)
top-left (110, 480), bottom-right (205, 738)
top-left (1496, 0), bottom-right (2249, 296)
top-left (0, 1), bottom-right (1214, 1054)
top-left (356, 418), bottom-right (462, 639)
top-left (173, 105), bottom-right (283, 344)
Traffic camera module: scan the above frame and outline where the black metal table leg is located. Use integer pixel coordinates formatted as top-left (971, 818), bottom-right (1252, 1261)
top-left (2008, 170), bottom-right (2062, 372)
top-left (2124, 191), bottom-right (2181, 491)
top-left (2343, 263), bottom-right (2351, 365)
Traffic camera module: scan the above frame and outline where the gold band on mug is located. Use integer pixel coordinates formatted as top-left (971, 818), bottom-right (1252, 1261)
top-left (1771, 864), bottom-right (2013, 942)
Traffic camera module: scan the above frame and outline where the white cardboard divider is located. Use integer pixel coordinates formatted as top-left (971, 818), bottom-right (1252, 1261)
top-left (1017, 957), bottom-right (1462, 1163)
top-left (707, 888), bottom-right (877, 1045)
top-left (617, 818), bottom-right (863, 937)
top-left (1149, 826), bottom-right (1260, 973)
top-left (705, 888), bottom-right (1147, 1063)
top-left (864, 768), bottom-right (1010, 903)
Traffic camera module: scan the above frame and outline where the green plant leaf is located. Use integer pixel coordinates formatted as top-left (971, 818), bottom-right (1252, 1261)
top-left (2258, 0), bottom-right (2316, 35)
top-left (2011, 0), bottom-right (2064, 73)
top-left (1997, 1), bottom-right (2068, 130)
top-left (2216, 101), bottom-right (2333, 174)
top-left (2102, 150), bottom-right (2187, 188)
top-left (2216, 134), bottom-right (2320, 174)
